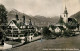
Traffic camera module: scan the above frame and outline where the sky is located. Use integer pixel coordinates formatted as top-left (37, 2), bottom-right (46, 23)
top-left (0, 0), bottom-right (80, 17)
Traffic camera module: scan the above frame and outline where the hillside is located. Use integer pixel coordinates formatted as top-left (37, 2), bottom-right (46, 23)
top-left (70, 11), bottom-right (80, 24)
top-left (7, 9), bottom-right (59, 26)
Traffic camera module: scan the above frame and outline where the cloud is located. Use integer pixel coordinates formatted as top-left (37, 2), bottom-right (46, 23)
top-left (0, 0), bottom-right (80, 17)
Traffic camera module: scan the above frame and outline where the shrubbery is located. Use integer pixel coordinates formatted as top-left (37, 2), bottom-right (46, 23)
top-left (63, 30), bottom-right (75, 37)
top-left (42, 26), bottom-right (76, 39)
top-left (14, 39), bottom-right (21, 42)
top-left (42, 27), bottom-right (51, 39)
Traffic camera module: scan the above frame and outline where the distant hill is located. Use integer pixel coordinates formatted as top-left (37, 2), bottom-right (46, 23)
top-left (70, 11), bottom-right (80, 24)
top-left (7, 9), bottom-right (59, 26)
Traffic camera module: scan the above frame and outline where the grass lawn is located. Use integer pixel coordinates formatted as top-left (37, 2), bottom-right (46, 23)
top-left (5, 35), bottom-right (80, 51)
top-left (5, 41), bottom-right (20, 45)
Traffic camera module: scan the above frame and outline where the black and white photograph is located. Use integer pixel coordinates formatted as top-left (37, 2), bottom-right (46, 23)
top-left (0, 0), bottom-right (80, 51)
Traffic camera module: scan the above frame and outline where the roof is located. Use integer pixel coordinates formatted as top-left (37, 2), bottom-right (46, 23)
top-left (58, 26), bottom-right (65, 30)
top-left (55, 26), bottom-right (65, 30)
top-left (49, 25), bottom-right (56, 30)
top-left (8, 20), bottom-right (35, 30)
top-left (8, 20), bottom-right (26, 29)
top-left (68, 18), bottom-right (77, 23)
top-left (55, 23), bottom-right (63, 26)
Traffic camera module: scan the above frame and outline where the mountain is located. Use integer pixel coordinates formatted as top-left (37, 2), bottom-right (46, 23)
top-left (70, 11), bottom-right (80, 24)
top-left (7, 9), bottom-right (59, 26)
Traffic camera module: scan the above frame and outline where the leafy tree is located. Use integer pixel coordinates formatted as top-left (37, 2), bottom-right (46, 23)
top-left (63, 30), bottom-right (74, 37)
top-left (0, 4), bottom-right (8, 30)
top-left (66, 22), bottom-right (77, 30)
top-left (58, 15), bottom-right (64, 25)
top-left (42, 27), bottom-right (51, 39)
top-left (0, 32), bottom-right (3, 40)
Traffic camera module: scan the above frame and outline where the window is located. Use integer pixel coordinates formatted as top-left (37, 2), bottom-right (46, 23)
top-left (8, 26), bottom-right (11, 29)
top-left (20, 35), bottom-right (24, 37)
top-left (11, 26), bottom-right (15, 28)
top-left (13, 28), bottom-right (18, 30)
top-left (8, 30), bottom-right (11, 33)
top-left (16, 35), bottom-right (18, 37)
top-left (13, 31), bottom-right (18, 33)
top-left (13, 35), bottom-right (18, 37)
top-left (31, 37), bottom-right (32, 40)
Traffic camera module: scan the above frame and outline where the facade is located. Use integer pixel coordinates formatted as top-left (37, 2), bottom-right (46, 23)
top-left (55, 26), bottom-right (61, 33)
top-left (6, 14), bottom-right (35, 40)
top-left (7, 20), bottom-right (26, 40)
top-left (49, 25), bottom-right (55, 32)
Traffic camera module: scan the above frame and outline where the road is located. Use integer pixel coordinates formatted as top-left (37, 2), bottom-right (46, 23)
top-left (4, 35), bottom-right (80, 51)
top-left (0, 43), bottom-right (12, 50)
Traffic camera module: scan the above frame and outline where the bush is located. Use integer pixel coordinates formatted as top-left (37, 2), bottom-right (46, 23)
top-left (63, 30), bottom-right (72, 37)
top-left (14, 39), bottom-right (21, 42)
top-left (5, 38), bottom-right (9, 41)
top-left (42, 27), bottom-right (51, 39)
top-left (34, 32), bottom-right (41, 37)
top-left (34, 33), bottom-right (38, 37)
top-left (51, 32), bottom-right (62, 37)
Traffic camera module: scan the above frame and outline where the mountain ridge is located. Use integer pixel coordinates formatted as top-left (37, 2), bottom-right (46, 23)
top-left (7, 9), bottom-right (59, 26)
top-left (70, 11), bottom-right (80, 24)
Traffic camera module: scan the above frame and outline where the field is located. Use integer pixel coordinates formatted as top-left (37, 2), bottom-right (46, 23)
top-left (5, 35), bottom-right (80, 51)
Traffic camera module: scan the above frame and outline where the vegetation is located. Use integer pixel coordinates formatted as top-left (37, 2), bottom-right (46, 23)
top-left (34, 32), bottom-right (41, 37)
top-left (42, 25), bottom-right (77, 39)
top-left (70, 11), bottom-right (80, 23)
top-left (0, 32), bottom-right (3, 40)
top-left (0, 4), bottom-right (8, 30)
top-left (42, 27), bottom-right (51, 39)
top-left (58, 16), bottom-right (64, 25)
top-left (14, 39), bottom-right (22, 42)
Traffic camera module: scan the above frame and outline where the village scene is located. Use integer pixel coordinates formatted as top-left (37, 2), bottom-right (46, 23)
top-left (0, 0), bottom-right (80, 51)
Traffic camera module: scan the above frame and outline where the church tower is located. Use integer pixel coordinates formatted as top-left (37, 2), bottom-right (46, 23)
top-left (64, 6), bottom-right (68, 17)
top-left (63, 6), bottom-right (68, 23)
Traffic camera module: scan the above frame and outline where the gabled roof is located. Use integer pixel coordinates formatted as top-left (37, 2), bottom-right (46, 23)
top-left (58, 26), bottom-right (65, 30)
top-left (8, 20), bottom-right (27, 29)
top-left (55, 26), bottom-right (65, 30)
top-left (68, 18), bottom-right (77, 23)
top-left (49, 25), bottom-right (56, 30)
top-left (8, 20), bottom-right (19, 28)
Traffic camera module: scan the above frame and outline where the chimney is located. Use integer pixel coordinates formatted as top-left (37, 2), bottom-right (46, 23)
top-left (23, 15), bottom-right (25, 25)
top-left (16, 14), bottom-right (19, 20)
top-left (29, 19), bottom-right (32, 26)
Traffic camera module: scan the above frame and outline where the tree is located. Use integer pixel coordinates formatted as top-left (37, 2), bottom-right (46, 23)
top-left (0, 31), bottom-right (3, 40)
top-left (58, 15), bottom-right (64, 25)
top-left (0, 4), bottom-right (8, 30)
top-left (42, 27), bottom-right (51, 39)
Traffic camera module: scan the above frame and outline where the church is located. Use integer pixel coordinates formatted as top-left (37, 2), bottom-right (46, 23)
top-left (51, 6), bottom-right (79, 33)
top-left (58, 6), bottom-right (79, 30)
top-left (6, 14), bottom-right (35, 41)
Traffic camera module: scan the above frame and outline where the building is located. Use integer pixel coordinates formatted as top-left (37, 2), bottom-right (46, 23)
top-left (59, 6), bottom-right (79, 30)
top-left (49, 25), bottom-right (65, 33)
top-left (54, 26), bottom-right (65, 33)
top-left (6, 14), bottom-right (35, 40)
top-left (49, 6), bottom-right (79, 34)
top-left (49, 25), bottom-right (55, 32)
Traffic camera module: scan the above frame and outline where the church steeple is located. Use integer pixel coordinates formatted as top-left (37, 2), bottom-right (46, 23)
top-left (64, 6), bottom-right (68, 17)
top-left (63, 5), bottom-right (68, 23)
top-left (64, 5), bottom-right (68, 17)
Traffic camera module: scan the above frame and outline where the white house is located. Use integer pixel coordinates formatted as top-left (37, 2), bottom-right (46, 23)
top-left (55, 27), bottom-right (61, 33)
top-left (7, 20), bottom-right (26, 40)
